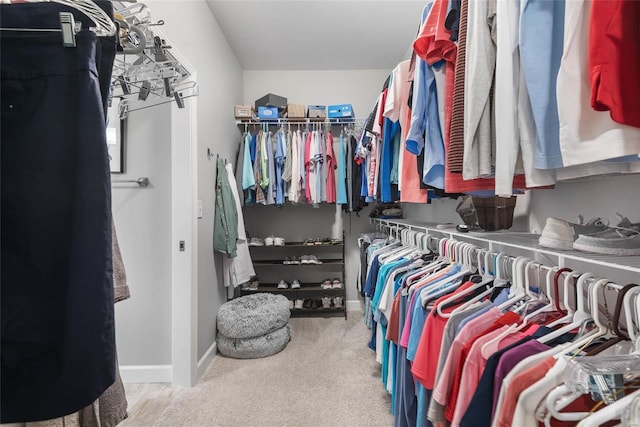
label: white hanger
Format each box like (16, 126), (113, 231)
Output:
(538, 273), (598, 345)
(577, 389), (640, 427)
(497, 256), (532, 311)
(546, 270), (585, 328)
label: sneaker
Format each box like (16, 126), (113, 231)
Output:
(300, 255), (311, 264)
(289, 256), (300, 265)
(321, 279), (333, 290)
(289, 299), (294, 310)
(274, 237), (285, 246)
(573, 215), (640, 256)
(291, 279), (301, 289)
(539, 215), (609, 250)
(303, 238), (315, 246)
(248, 237), (264, 247)
(322, 296), (332, 309)
(283, 257), (290, 265)
(264, 236), (274, 246)
(332, 279), (343, 289)
(330, 238), (342, 245)
(333, 297), (343, 308)
(294, 299), (304, 309)
(277, 280), (289, 289)
(248, 277), (259, 290)
(307, 255), (323, 265)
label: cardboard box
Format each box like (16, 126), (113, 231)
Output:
(255, 93), (288, 112)
(257, 106), (279, 120)
(234, 105), (253, 119)
(307, 105), (326, 120)
(287, 104), (306, 120)
(328, 104), (354, 121)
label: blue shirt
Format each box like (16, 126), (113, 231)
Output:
(337, 133), (348, 204)
(275, 131), (286, 205)
(520, 0), (565, 169)
(381, 118), (401, 202)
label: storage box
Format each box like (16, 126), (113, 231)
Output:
(255, 93), (288, 112)
(328, 104), (354, 121)
(456, 195), (517, 231)
(307, 105), (326, 120)
(473, 196), (517, 231)
(234, 105), (253, 119)
(287, 104), (306, 120)
(257, 106), (279, 120)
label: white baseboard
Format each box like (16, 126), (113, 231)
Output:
(119, 364), (173, 383)
(346, 299), (363, 313)
(197, 341), (217, 379)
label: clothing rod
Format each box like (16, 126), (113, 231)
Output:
(111, 177), (149, 187)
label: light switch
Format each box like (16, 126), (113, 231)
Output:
(197, 199), (203, 218)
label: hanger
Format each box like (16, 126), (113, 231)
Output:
(547, 270), (587, 328)
(1, 0), (117, 40)
(496, 256), (532, 311)
(576, 389), (640, 427)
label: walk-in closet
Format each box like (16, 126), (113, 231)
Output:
(2, 1), (639, 426)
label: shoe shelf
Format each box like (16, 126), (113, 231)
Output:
(247, 232), (347, 319)
(372, 218), (640, 280)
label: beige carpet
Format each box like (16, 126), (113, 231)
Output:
(151, 313), (393, 427)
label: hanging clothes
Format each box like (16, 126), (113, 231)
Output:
(325, 131), (337, 204)
(1, 2), (117, 423)
(223, 162), (255, 298)
(213, 157), (238, 257)
(336, 132), (348, 205)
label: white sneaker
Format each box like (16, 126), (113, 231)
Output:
(300, 255), (310, 264)
(307, 255), (323, 265)
(264, 236), (274, 246)
(321, 279), (333, 290)
(248, 237), (264, 246)
(289, 299), (294, 310)
(322, 296), (332, 309)
(333, 297), (343, 308)
(294, 299), (304, 309)
(277, 280), (288, 289)
(332, 279), (343, 289)
(273, 237), (285, 246)
(291, 279), (301, 289)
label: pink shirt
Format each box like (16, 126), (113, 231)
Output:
(431, 308), (502, 406)
(325, 132), (336, 203)
(304, 131), (313, 203)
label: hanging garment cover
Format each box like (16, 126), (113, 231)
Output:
(1, 3), (117, 422)
(214, 157), (238, 257)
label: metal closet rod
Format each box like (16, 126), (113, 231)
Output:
(111, 177), (150, 187)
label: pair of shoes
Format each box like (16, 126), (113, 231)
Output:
(333, 297), (343, 308)
(331, 279), (343, 289)
(321, 279), (333, 290)
(264, 236), (285, 246)
(294, 299), (304, 309)
(303, 299), (320, 309)
(278, 279), (301, 289)
(539, 214), (640, 255)
(283, 257), (300, 265)
(300, 255), (323, 264)
(291, 279), (301, 289)
(248, 237), (264, 247)
(277, 280), (289, 289)
(539, 215), (609, 250)
(330, 238), (342, 245)
(303, 238), (316, 246)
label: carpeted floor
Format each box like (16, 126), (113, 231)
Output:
(123, 313), (393, 427)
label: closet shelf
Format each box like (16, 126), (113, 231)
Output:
(235, 118), (367, 126)
(248, 241), (344, 248)
(372, 218), (640, 274)
(252, 260), (344, 266)
(242, 285), (345, 292)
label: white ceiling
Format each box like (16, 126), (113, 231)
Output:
(205, 0), (425, 70)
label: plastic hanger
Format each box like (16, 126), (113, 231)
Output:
(546, 270), (585, 328)
(1, 0), (117, 37)
(496, 256), (532, 311)
(577, 389), (640, 427)
(538, 273), (599, 345)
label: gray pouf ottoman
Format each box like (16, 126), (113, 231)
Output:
(217, 324), (291, 359)
(216, 293), (291, 359)
(217, 293), (290, 339)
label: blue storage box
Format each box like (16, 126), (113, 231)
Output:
(307, 105), (326, 120)
(328, 104), (354, 121)
(258, 106), (279, 120)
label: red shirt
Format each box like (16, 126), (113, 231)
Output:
(589, 0), (640, 128)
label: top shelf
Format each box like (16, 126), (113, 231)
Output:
(249, 241), (344, 248)
(372, 218), (640, 275)
(235, 118), (366, 126)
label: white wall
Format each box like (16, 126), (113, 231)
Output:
(113, 104), (173, 366)
(146, 0), (244, 362)
(243, 69), (390, 120)
(241, 69), (390, 306)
